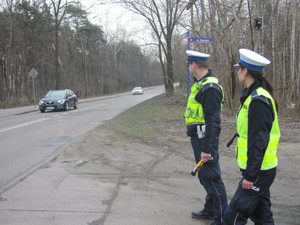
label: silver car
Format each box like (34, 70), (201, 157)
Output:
(132, 87), (144, 95)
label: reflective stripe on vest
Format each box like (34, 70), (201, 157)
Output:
(185, 77), (224, 125)
(236, 87), (280, 170)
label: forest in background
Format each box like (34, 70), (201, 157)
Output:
(171, 0), (300, 115)
(0, 0), (163, 108)
(0, 0), (299, 116)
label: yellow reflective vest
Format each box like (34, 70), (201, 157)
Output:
(236, 87), (280, 170)
(185, 77), (224, 125)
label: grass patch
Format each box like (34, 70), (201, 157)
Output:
(102, 88), (187, 144)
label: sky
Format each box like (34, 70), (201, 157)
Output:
(81, 1), (152, 46)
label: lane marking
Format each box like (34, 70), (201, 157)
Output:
(0, 118), (50, 133)
(0, 103), (106, 133)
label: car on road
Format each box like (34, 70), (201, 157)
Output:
(39, 89), (78, 113)
(132, 87), (144, 95)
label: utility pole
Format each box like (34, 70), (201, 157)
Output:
(186, 0), (196, 100)
(256, 0), (263, 54)
(191, 3), (195, 33)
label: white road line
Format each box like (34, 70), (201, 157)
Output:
(0, 118), (50, 133)
(0, 103), (106, 133)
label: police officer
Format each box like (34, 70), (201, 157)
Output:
(224, 49), (280, 225)
(185, 50), (227, 225)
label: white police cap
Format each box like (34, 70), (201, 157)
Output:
(234, 48), (271, 71)
(186, 50), (210, 61)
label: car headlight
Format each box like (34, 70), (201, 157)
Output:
(39, 100), (44, 105)
(58, 99), (65, 104)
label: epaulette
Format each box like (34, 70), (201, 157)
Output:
(198, 82), (222, 95)
(251, 90), (270, 106)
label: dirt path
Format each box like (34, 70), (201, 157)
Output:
(53, 113), (300, 225)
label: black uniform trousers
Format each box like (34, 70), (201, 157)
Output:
(191, 135), (227, 224)
(224, 168), (276, 225)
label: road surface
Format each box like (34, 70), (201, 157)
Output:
(0, 86), (164, 194)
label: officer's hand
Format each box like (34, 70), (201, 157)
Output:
(201, 152), (211, 163)
(242, 178), (254, 189)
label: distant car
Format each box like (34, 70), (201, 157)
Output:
(132, 87), (144, 95)
(39, 89), (78, 113)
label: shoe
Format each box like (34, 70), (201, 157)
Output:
(191, 210), (214, 220)
(210, 223), (223, 225)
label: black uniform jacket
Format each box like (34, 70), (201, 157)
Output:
(239, 81), (275, 182)
(188, 70), (223, 158)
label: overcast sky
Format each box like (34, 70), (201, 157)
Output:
(82, 1), (152, 45)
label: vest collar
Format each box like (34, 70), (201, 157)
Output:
(194, 69), (213, 83)
(240, 81), (261, 104)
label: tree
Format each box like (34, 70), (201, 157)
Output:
(116, 0), (187, 95)
(66, 3), (102, 97)
(50, 0), (69, 89)
(185, 0), (244, 110)
(1, 0), (298, 115)
(185, 0), (300, 114)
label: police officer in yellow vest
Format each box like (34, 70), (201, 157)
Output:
(224, 49), (280, 225)
(185, 50), (227, 225)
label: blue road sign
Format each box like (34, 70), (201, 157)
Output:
(189, 38), (214, 44)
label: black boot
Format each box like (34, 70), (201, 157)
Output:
(191, 210), (214, 220)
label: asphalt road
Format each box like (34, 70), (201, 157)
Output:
(0, 86), (164, 194)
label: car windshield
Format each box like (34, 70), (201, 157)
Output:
(134, 87), (142, 90)
(45, 90), (66, 98)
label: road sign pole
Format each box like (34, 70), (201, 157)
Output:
(29, 68), (38, 108)
(187, 30), (190, 100)
(33, 78), (36, 108)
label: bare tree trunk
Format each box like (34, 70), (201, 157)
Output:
(54, 29), (60, 89)
(6, 0), (14, 103)
(294, 1), (300, 98)
(247, 0), (255, 50)
(158, 41), (167, 91)
(230, 0), (242, 102)
(51, 0), (68, 90)
(79, 34), (88, 98)
(271, 0), (279, 86)
(166, 35), (174, 95)
(287, 0), (296, 104)
(297, 29), (300, 97)
(282, 41), (286, 102)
